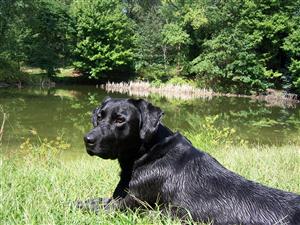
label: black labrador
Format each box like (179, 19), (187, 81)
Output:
(79, 97), (300, 225)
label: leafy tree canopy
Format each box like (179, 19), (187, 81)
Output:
(1, 0), (300, 94)
(70, 0), (135, 78)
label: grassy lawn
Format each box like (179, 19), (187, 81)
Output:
(1, 139), (299, 225)
(21, 67), (75, 77)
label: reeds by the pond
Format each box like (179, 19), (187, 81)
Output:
(102, 81), (299, 107)
(0, 106), (7, 143)
(103, 81), (222, 100)
(254, 89), (299, 108)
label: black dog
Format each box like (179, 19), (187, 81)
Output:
(80, 97), (300, 225)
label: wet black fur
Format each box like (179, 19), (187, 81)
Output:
(80, 97), (300, 225)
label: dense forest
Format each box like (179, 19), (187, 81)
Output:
(1, 0), (300, 94)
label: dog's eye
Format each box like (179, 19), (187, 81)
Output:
(100, 110), (106, 117)
(115, 116), (125, 124)
(97, 110), (105, 120)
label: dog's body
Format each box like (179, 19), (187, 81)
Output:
(81, 97), (300, 225)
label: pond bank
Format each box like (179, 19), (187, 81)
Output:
(102, 81), (299, 107)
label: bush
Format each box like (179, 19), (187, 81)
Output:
(0, 59), (51, 85)
(283, 28), (300, 93)
(136, 64), (169, 85)
(71, 0), (135, 79)
(0, 59), (24, 84)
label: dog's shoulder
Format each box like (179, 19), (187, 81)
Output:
(134, 132), (204, 168)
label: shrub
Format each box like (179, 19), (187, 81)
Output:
(0, 59), (24, 83)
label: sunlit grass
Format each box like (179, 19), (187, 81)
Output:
(1, 136), (299, 224)
(1, 156), (190, 225)
(21, 67), (75, 77)
(21, 66), (45, 75)
(56, 68), (76, 77)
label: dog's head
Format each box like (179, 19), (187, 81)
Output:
(84, 97), (163, 159)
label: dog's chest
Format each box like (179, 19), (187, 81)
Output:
(129, 159), (173, 203)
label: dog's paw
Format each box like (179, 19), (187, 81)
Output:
(75, 197), (112, 214)
(103, 198), (123, 212)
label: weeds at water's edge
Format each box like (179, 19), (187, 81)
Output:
(0, 106), (8, 143)
(18, 132), (70, 163)
(102, 81), (299, 107)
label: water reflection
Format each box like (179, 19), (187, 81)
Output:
(0, 86), (299, 155)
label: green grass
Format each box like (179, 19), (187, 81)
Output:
(0, 156), (187, 225)
(1, 141), (299, 224)
(56, 68), (76, 77)
(21, 67), (75, 77)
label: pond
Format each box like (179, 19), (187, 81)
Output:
(1, 85), (300, 158)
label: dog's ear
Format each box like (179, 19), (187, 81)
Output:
(92, 96), (112, 127)
(92, 97), (111, 127)
(92, 96), (111, 127)
(129, 99), (164, 142)
(102, 96), (111, 104)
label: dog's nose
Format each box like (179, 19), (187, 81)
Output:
(84, 134), (96, 146)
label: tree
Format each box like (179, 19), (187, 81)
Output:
(0, 0), (31, 63)
(133, 7), (167, 81)
(191, 0), (300, 94)
(283, 28), (300, 93)
(71, 0), (135, 79)
(23, 0), (71, 76)
(131, 0), (207, 81)
(0, 0), (71, 77)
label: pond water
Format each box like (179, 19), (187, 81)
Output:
(1, 85), (300, 158)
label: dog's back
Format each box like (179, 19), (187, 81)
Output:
(133, 132), (300, 225)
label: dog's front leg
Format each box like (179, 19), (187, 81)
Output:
(113, 169), (132, 199)
(112, 179), (129, 199)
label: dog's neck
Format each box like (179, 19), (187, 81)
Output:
(142, 123), (173, 150)
(118, 123), (173, 171)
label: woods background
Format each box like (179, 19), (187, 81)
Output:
(1, 0), (300, 94)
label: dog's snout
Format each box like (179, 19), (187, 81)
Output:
(84, 134), (96, 146)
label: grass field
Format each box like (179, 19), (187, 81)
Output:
(1, 136), (300, 224)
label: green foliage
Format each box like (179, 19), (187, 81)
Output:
(1, 0), (300, 95)
(71, 0), (135, 78)
(129, 0), (300, 94)
(191, 28), (270, 93)
(190, 0), (300, 94)
(0, 59), (53, 85)
(183, 114), (246, 151)
(0, 0), (31, 64)
(166, 76), (193, 85)
(162, 22), (190, 73)
(162, 23), (190, 47)
(283, 27), (300, 92)
(0, 59), (24, 83)
(137, 64), (169, 84)
(0, 0), (71, 77)
(132, 1), (207, 83)
(133, 8), (165, 69)
(19, 134), (70, 162)
(22, 0), (71, 76)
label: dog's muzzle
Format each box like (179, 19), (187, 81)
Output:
(84, 132), (97, 155)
